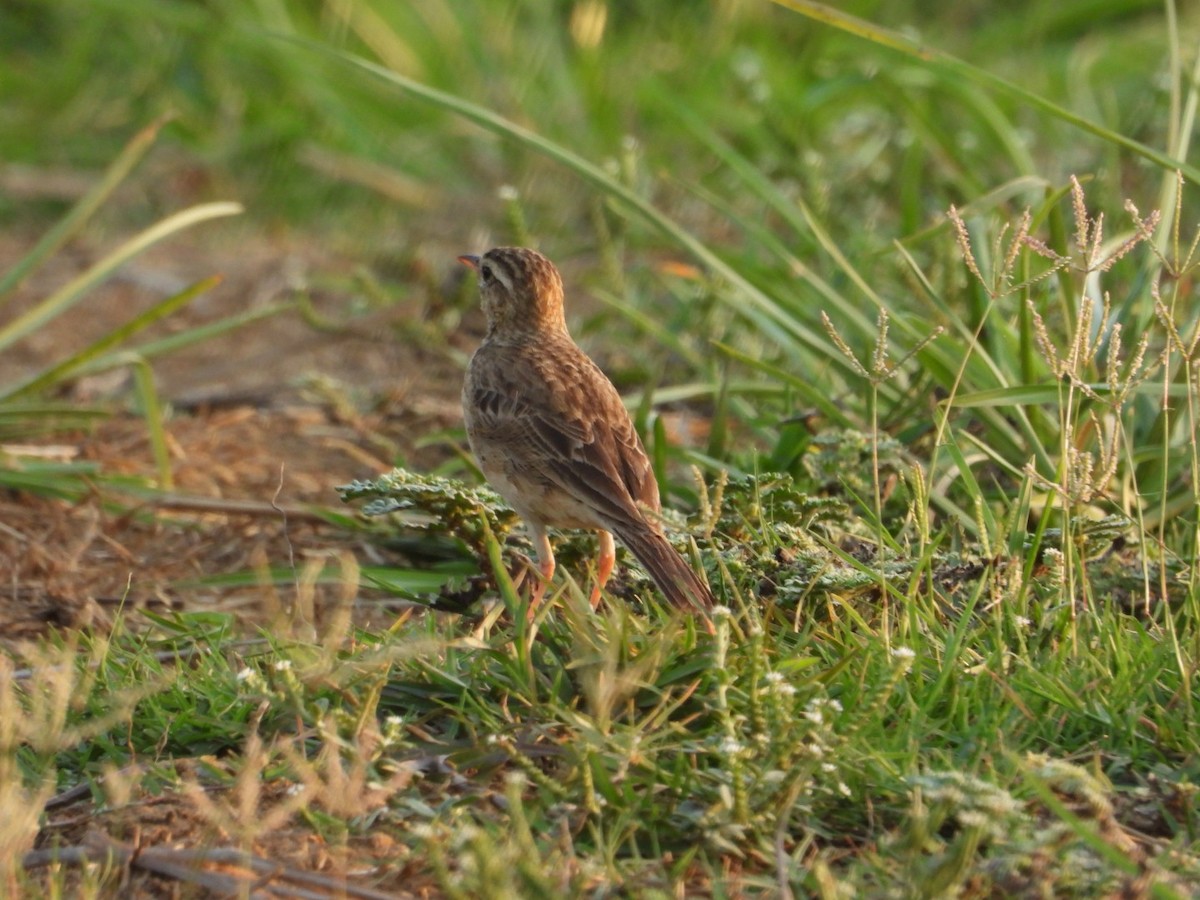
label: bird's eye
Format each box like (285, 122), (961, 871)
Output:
(481, 264), (494, 283)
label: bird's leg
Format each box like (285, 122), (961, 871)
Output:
(526, 526), (556, 622)
(590, 530), (616, 609)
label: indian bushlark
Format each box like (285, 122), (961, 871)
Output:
(460, 247), (715, 623)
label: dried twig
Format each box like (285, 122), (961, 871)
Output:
(23, 834), (405, 900)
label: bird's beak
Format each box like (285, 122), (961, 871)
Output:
(457, 254), (481, 270)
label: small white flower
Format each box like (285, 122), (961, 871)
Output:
(936, 787), (966, 806)
(764, 672), (784, 684)
(981, 791), (1023, 816)
(273, 659), (292, 672)
(805, 697), (841, 721)
(718, 737), (744, 756)
(711, 605), (733, 619)
(497, 184), (519, 201)
(285, 783), (306, 796)
(235, 667), (263, 689)
(1014, 616), (1032, 628)
(957, 809), (990, 829)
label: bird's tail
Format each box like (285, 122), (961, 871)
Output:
(614, 524), (715, 616)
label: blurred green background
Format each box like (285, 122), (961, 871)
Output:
(0, 0), (1179, 246)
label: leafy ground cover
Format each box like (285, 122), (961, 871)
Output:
(2, 0), (1199, 896)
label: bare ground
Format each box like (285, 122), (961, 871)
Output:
(1, 225), (472, 635)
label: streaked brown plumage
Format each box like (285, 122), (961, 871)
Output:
(459, 247), (715, 624)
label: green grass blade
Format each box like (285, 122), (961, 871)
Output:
(710, 341), (852, 425)
(0, 404), (107, 438)
(0, 457), (103, 499)
(291, 39), (814, 352)
(769, 0), (1200, 184)
(937, 430), (996, 538)
(86, 300), (294, 373)
(955, 382), (1193, 408)
(130, 357), (172, 489)
(0, 276), (222, 402)
(0, 115), (172, 301)
(0, 202), (242, 356)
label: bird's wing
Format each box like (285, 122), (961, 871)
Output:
(466, 343), (657, 528)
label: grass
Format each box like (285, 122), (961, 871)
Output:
(3, 0), (1200, 895)
(0, 116), (282, 496)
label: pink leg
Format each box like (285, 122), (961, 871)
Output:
(589, 530), (616, 609)
(527, 526), (555, 622)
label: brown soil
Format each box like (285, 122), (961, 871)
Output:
(1, 225), (472, 637)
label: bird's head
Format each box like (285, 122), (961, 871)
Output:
(458, 246), (567, 337)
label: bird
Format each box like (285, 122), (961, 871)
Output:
(459, 246), (715, 626)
